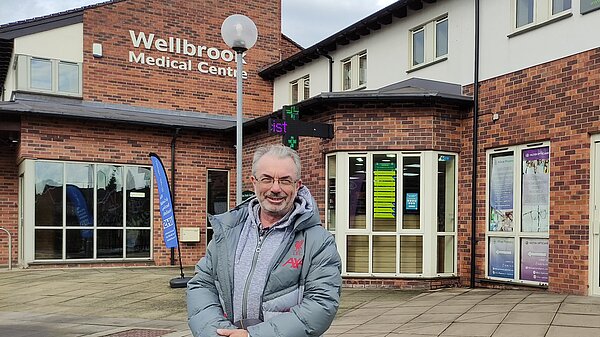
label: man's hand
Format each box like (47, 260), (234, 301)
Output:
(216, 328), (248, 337)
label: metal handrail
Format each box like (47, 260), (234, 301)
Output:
(0, 227), (11, 270)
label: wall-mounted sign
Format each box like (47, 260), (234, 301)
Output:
(128, 30), (248, 79)
(581, 0), (600, 14)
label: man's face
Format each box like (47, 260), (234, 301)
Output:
(251, 154), (301, 220)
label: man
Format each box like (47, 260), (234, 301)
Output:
(187, 145), (342, 337)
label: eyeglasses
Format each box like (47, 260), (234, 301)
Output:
(254, 176), (297, 187)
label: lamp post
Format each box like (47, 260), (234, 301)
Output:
(221, 14), (258, 205)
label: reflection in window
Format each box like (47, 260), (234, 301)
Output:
(373, 236), (396, 273)
(97, 229), (123, 258)
(400, 236), (423, 273)
(97, 165), (123, 227)
(402, 157), (420, 230)
(126, 167), (151, 227)
(437, 155), (455, 232)
(342, 60), (352, 90)
(207, 170), (229, 244)
(437, 236), (454, 273)
(346, 235), (368, 272)
(66, 229), (93, 259)
(552, 0), (571, 15)
(412, 28), (425, 66)
(373, 154), (396, 232)
(58, 62), (79, 93)
(516, 0), (534, 27)
(35, 229), (62, 260)
(435, 18), (448, 58)
(359, 53), (367, 86)
(326, 156), (336, 231)
(126, 229), (150, 258)
(30, 58), (52, 90)
(349, 157), (366, 229)
(35, 162), (63, 227)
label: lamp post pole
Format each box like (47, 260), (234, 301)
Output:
(221, 14), (258, 204)
(235, 49), (243, 204)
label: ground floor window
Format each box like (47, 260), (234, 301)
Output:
(326, 151), (457, 277)
(486, 142), (550, 285)
(206, 169), (229, 244)
(23, 160), (152, 262)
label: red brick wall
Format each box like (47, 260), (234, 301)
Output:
(82, 0), (280, 119)
(19, 116), (236, 266)
(467, 47), (600, 294)
(280, 34), (303, 60)
(0, 145), (18, 267)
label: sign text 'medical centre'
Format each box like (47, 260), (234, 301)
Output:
(128, 30), (249, 79)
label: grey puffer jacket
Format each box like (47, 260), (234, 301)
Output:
(187, 187), (342, 337)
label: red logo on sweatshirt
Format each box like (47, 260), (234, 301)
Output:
(294, 240), (304, 255)
(283, 257), (303, 269)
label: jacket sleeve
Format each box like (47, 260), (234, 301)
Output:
(248, 228), (342, 337)
(187, 239), (237, 337)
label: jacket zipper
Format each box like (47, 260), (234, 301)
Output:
(242, 227), (269, 320)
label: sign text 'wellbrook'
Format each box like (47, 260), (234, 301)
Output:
(128, 30), (248, 79)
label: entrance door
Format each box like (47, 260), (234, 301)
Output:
(591, 138), (600, 295)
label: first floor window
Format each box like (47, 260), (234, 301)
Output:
(32, 160), (151, 261)
(486, 143), (550, 284)
(328, 151), (457, 277)
(290, 75), (310, 104)
(341, 51), (367, 91)
(17, 54), (83, 97)
(409, 15), (448, 69)
(513, 0), (571, 31)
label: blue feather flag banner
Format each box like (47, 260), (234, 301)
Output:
(150, 153), (179, 248)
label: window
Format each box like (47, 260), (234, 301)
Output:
(486, 143), (550, 284)
(341, 51), (367, 91)
(327, 151), (457, 277)
(290, 75), (310, 104)
(207, 170), (229, 244)
(17, 54), (82, 96)
(33, 160), (151, 261)
(410, 16), (448, 70)
(512, 0), (571, 30)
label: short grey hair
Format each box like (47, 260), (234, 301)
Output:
(252, 145), (301, 179)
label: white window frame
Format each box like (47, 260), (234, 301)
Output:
(15, 54), (83, 97)
(290, 75), (310, 104)
(340, 51), (367, 91)
(485, 142), (550, 286)
(20, 159), (153, 264)
(328, 151), (458, 278)
(408, 15), (448, 71)
(509, 0), (572, 36)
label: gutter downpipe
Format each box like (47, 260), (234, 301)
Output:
(471, 0), (480, 288)
(170, 128), (181, 266)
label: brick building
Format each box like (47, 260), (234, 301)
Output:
(1, 0), (600, 296)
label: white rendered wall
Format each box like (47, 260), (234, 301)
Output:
(3, 23), (83, 100)
(479, 1), (600, 81)
(272, 58), (329, 110)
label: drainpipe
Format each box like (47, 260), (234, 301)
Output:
(170, 128), (181, 265)
(470, 0), (481, 288)
(318, 48), (334, 92)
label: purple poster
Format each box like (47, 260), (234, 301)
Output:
(489, 237), (514, 279)
(522, 147), (550, 232)
(520, 238), (548, 283)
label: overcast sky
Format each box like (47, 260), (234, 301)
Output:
(0, 0), (397, 47)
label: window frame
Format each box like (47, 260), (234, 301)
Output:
(328, 151), (458, 278)
(408, 15), (448, 72)
(340, 51), (367, 91)
(16, 54), (83, 97)
(29, 159), (153, 262)
(290, 75), (310, 104)
(509, 0), (572, 36)
(206, 169), (230, 245)
(485, 142), (550, 286)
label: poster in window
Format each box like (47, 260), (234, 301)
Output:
(521, 147), (550, 232)
(373, 162), (396, 219)
(520, 238), (548, 283)
(490, 154), (514, 232)
(488, 237), (514, 279)
(405, 192), (418, 211)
